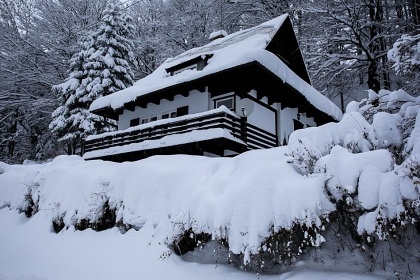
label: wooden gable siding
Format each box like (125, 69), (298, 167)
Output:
(266, 17), (311, 85)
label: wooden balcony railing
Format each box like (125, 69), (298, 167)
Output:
(83, 110), (278, 155)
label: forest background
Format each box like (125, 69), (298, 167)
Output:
(0, 0), (419, 164)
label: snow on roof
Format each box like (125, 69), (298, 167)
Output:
(208, 30), (228, 41)
(164, 14), (287, 67)
(90, 14), (342, 121)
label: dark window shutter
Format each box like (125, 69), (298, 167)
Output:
(130, 118), (140, 127)
(177, 106), (189, 117)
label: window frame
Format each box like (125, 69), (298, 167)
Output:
(214, 95), (235, 111)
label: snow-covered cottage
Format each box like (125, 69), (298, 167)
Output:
(83, 14), (342, 162)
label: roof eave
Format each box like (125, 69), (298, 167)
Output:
(91, 61), (340, 124)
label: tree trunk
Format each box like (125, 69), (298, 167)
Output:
(368, 59), (381, 92)
(367, 0), (383, 92)
(411, 0), (420, 24)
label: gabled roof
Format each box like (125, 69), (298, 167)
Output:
(90, 14), (342, 122)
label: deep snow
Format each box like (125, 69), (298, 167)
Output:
(0, 202), (386, 280)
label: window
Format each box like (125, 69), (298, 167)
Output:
(215, 96), (234, 110)
(172, 65), (196, 76)
(162, 110), (177, 119)
(166, 54), (213, 76)
(130, 118), (140, 127)
(138, 110), (180, 125)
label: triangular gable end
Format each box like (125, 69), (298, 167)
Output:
(266, 16), (311, 84)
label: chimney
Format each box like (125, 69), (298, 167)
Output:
(209, 30), (228, 42)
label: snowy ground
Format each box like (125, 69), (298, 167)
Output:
(0, 207), (386, 280)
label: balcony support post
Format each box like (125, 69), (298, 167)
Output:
(240, 116), (247, 144)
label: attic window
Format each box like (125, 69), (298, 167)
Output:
(166, 54), (213, 76)
(209, 30), (228, 42)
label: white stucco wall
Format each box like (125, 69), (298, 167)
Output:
(299, 112), (317, 128)
(277, 106), (316, 145)
(210, 91), (277, 135)
(246, 101), (276, 134)
(118, 89), (209, 130)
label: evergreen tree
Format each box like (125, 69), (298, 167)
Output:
(49, 4), (136, 154)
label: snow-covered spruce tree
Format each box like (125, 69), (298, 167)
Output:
(49, 4), (135, 154)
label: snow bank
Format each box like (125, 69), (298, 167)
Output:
(287, 89), (420, 239)
(315, 146), (394, 202)
(0, 148), (334, 262)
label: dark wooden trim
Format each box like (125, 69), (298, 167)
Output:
(164, 95), (174, 102)
(165, 54), (213, 74)
(266, 16), (311, 84)
(125, 102), (136, 111)
(138, 101), (147, 108)
(274, 108), (279, 145)
(151, 98), (160, 105)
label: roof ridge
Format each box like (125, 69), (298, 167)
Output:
(165, 22), (280, 66)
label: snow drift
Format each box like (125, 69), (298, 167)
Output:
(0, 147), (334, 263)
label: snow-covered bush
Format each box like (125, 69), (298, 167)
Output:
(289, 89), (420, 251)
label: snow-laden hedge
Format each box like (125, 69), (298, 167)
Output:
(0, 89), (419, 270)
(289, 89), (420, 243)
(0, 147), (334, 266)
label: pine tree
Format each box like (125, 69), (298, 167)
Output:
(49, 4), (136, 154)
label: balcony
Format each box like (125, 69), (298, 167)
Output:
(83, 107), (278, 162)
